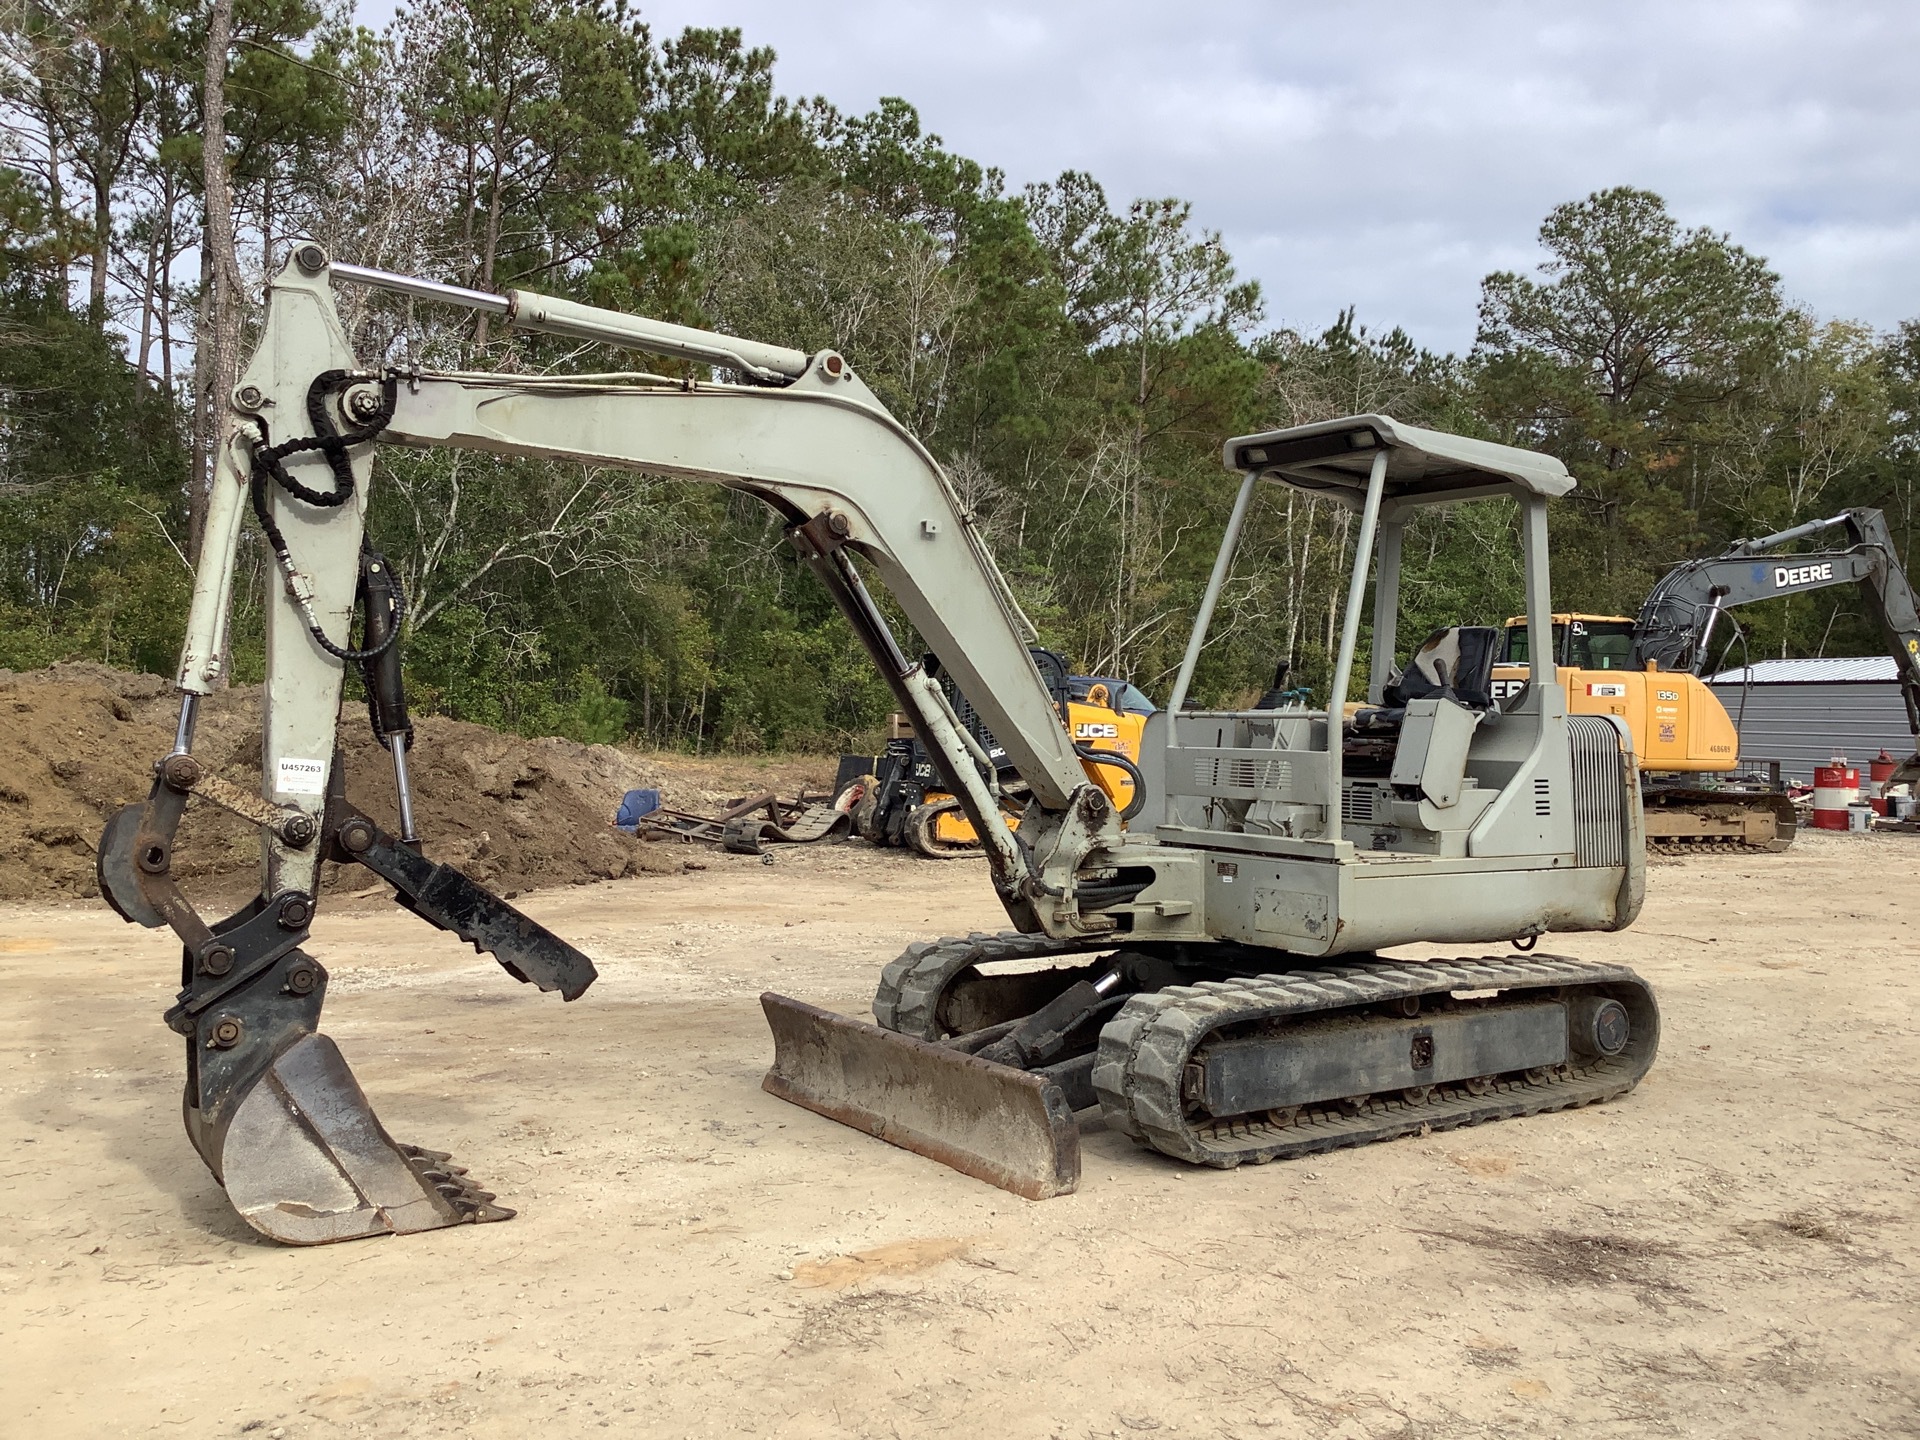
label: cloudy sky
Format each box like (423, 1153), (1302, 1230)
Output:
(366, 2), (1920, 353)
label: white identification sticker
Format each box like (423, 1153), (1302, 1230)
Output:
(275, 757), (327, 796)
(1586, 683), (1627, 698)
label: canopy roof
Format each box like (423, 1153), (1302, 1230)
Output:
(1223, 414), (1574, 507)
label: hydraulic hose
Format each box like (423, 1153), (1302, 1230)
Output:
(247, 370), (404, 663)
(1075, 743), (1147, 823)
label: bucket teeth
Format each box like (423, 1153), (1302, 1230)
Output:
(399, 1143), (511, 1220)
(218, 1033), (518, 1243)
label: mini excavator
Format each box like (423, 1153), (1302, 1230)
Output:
(100, 249), (1658, 1242)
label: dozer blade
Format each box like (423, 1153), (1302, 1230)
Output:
(213, 1033), (511, 1245)
(760, 993), (1079, 1200)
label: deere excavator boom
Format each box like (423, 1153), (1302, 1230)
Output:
(104, 249), (1660, 1238)
(1496, 508), (1920, 852)
(1634, 507), (1920, 746)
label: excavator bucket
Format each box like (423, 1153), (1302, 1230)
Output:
(759, 993), (1080, 1200)
(104, 774), (597, 1245)
(212, 1033), (511, 1245)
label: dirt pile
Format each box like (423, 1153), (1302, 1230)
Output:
(0, 664), (839, 905)
(0, 666), (182, 905)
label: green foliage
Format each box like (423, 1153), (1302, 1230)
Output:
(1474, 186), (1903, 665)
(0, 284), (189, 671)
(0, 12), (1914, 745)
(1475, 188), (1788, 603)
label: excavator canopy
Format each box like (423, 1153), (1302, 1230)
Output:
(1225, 414), (1575, 508)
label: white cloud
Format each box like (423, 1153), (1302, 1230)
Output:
(361, 0), (1920, 351)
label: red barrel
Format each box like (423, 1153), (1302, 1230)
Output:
(1869, 750), (1898, 815)
(1812, 759), (1860, 830)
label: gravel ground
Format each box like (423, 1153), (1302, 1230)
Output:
(2, 829), (1915, 1438)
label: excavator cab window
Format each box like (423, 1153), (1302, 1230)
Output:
(1566, 621), (1636, 670)
(1068, 675), (1157, 716)
(1503, 620), (1636, 669)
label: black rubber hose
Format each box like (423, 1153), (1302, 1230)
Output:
(1075, 743), (1147, 823)
(247, 371), (405, 663)
(1077, 880), (1152, 909)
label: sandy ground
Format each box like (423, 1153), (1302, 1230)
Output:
(2, 831), (1917, 1439)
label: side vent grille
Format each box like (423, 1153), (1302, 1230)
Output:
(1341, 784), (1382, 823)
(1533, 778), (1552, 816)
(1194, 756), (1292, 792)
(1567, 715), (1627, 868)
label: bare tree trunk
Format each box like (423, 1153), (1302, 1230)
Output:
(89, 168), (111, 320)
(43, 117), (67, 303)
(159, 169), (177, 393)
(472, 91), (510, 351)
(135, 216), (159, 382)
(189, 208), (212, 512)
(473, 122), (505, 348)
(189, 0), (242, 563)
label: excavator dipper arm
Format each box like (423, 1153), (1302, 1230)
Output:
(96, 253), (612, 1244)
(378, 358), (1123, 922)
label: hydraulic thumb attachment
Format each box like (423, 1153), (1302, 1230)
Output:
(330, 806), (597, 1001)
(95, 240), (601, 1242)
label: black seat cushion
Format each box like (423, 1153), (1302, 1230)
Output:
(1382, 626), (1499, 712)
(1348, 625), (1501, 739)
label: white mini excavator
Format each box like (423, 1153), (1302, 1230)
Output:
(100, 250), (1658, 1243)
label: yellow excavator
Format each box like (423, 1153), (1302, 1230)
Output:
(1490, 510), (1920, 851)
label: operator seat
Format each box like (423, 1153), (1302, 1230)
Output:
(1352, 626), (1500, 734)
(1347, 626), (1503, 816)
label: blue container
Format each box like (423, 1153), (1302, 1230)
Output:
(615, 788), (662, 831)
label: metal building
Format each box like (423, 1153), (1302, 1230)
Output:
(1706, 656), (1915, 782)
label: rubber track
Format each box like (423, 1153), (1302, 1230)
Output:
(1091, 953), (1657, 1166)
(873, 931), (1122, 1039)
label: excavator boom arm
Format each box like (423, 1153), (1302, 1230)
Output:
(1632, 508), (1920, 734)
(379, 372), (1089, 805)
(177, 255), (1121, 926)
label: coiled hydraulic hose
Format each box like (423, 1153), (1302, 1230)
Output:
(1075, 743), (1147, 823)
(246, 369), (404, 663)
